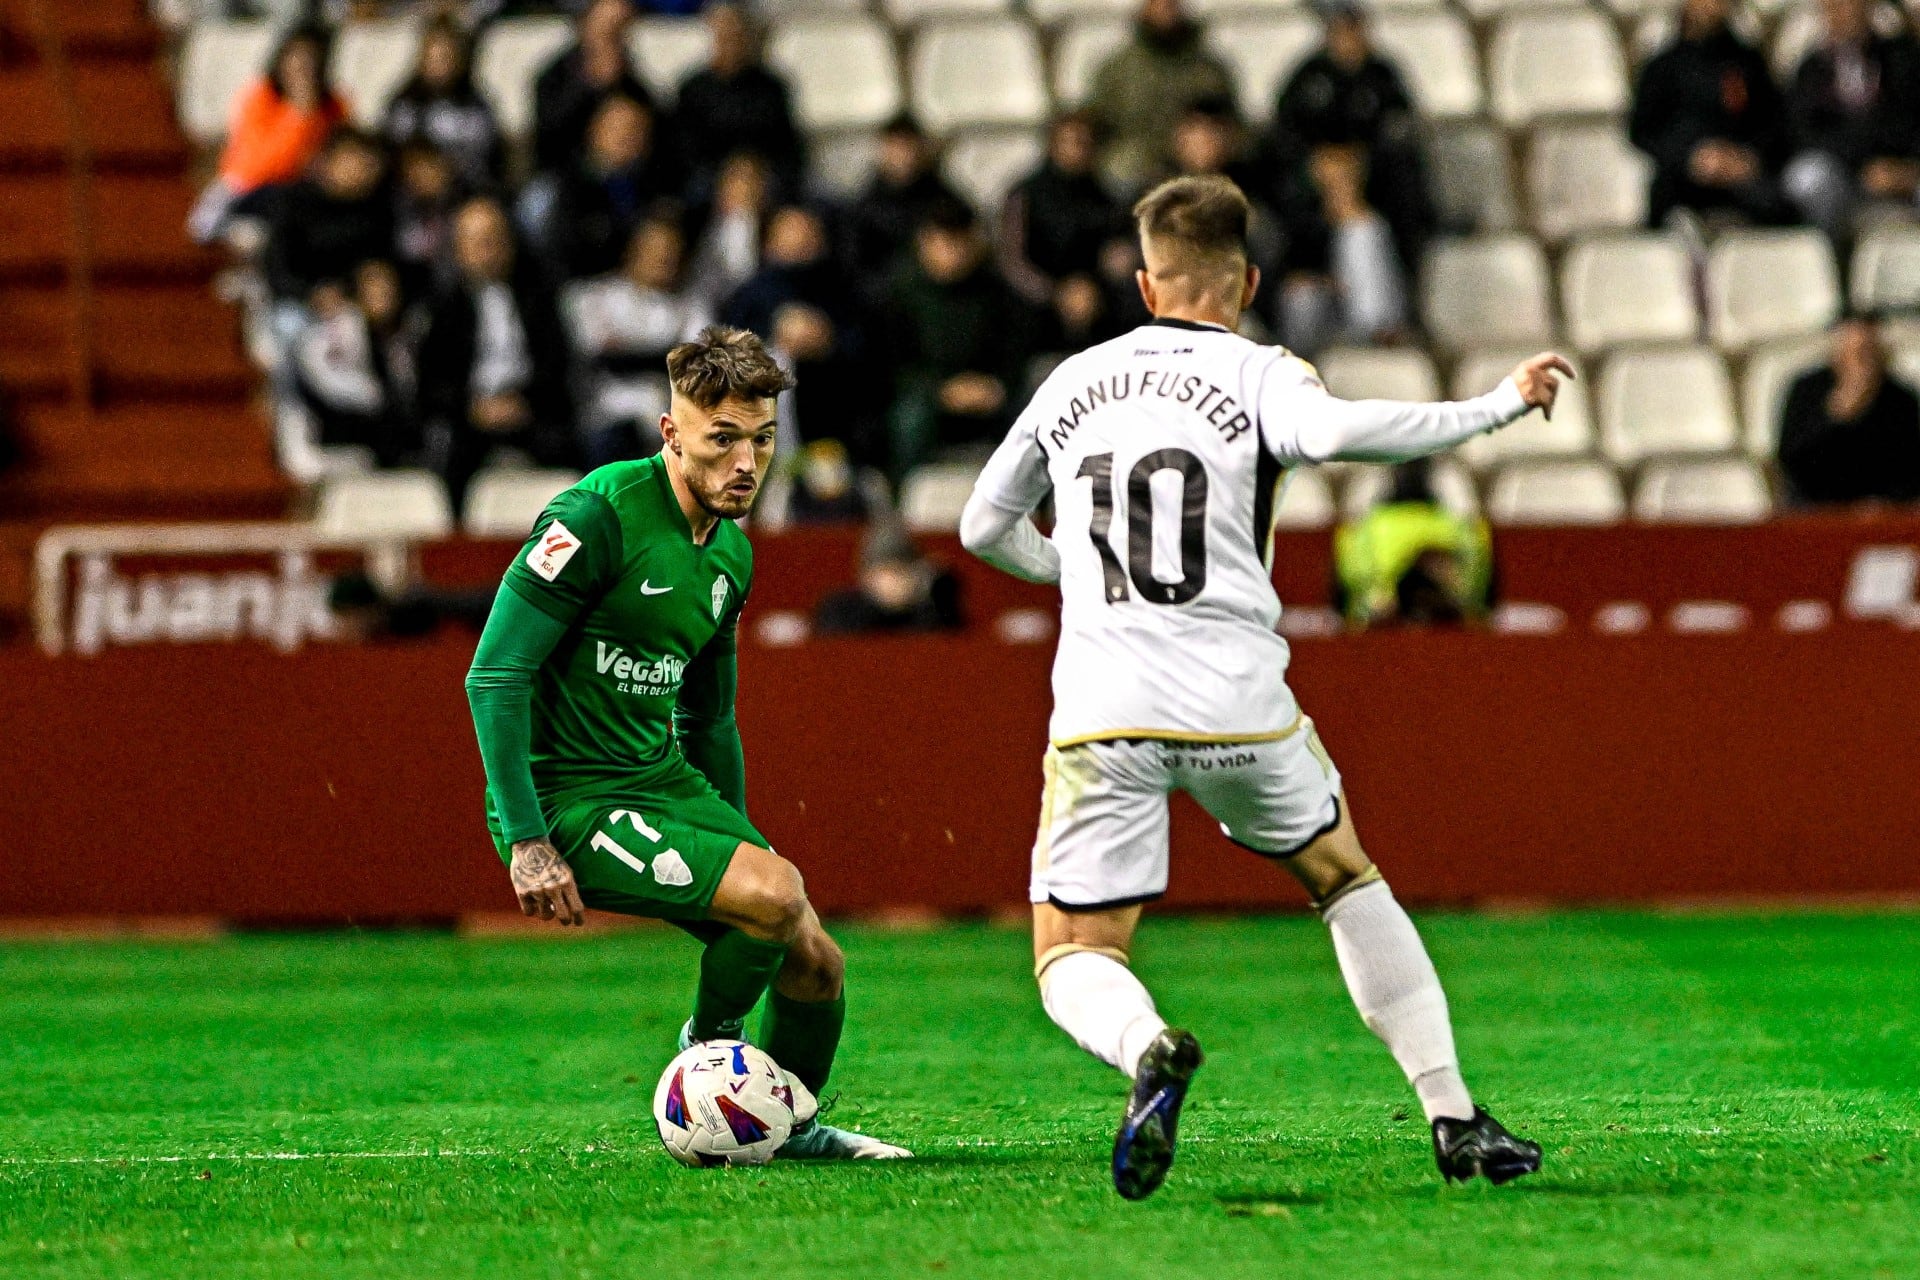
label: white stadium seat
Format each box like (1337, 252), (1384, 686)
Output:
(1458, 0), (1589, 17)
(1340, 457), (1480, 521)
(1420, 235), (1555, 351)
(462, 469), (583, 538)
(1428, 123), (1519, 232)
(942, 128), (1045, 218)
(1851, 224), (1920, 314)
(1488, 459), (1627, 525)
(475, 17), (573, 140)
(1633, 458), (1772, 524)
(332, 19), (423, 127)
(1206, 13), (1321, 125)
(769, 16), (902, 131)
(1560, 233), (1699, 351)
(1186, 0), (1309, 12)
(1488, 7), (1628, 126)
(1632, 7), (1763, 65)
(1706, 229), (1841, 350)
(630, 18), (712, 100)
(909, 19), (1047, 133)
(1315, 347), (1440, 402)
(900, 462), (985, 532)
(177, 19), (277, 144)
(1453, 349), (1596, 469)
(315, 470), (454, 541)
(1740, 334), (1828, 457)
(1027, 0), (1137, 20)
(810, 129), (878, 198)
(1271, 468), (1336, 530)
(1598, 345), (1739, 462)
(1372, 8), (1483, 120)
(1528, 124), (1652, 242)
(883, 0), (1012, 20)
(1050, 16), (1128, 106)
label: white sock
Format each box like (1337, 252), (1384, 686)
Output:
(1322, 880), (1475, 1123)
(1038, 950), (1168, 1080)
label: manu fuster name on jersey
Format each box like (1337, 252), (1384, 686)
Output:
(1045, 369), (1254, 452)
(595, 641), (687, 695)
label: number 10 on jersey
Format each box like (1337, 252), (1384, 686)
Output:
(1077, 449), (1210, 606)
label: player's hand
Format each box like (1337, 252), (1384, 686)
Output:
(510, 837), (586, 926)
(1509, 352), (1575, 421)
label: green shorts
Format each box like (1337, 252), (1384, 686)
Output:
(492, 770), (770, 922)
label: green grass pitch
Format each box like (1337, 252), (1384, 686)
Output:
(2, 911), (1914, 1279)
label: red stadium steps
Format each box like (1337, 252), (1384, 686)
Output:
(2, 404), (286, 515)
(0, 281), (254, 403)
(0, 0), (160, 61)
(0, 172), (221, 282)
(0, 65), (187, 173)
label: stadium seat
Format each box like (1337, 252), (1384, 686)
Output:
(1027, 0), (1137, 20)
(1315, 347), (1440, 402)
(1705, 229), (1840, 351)
(630, 18), (712, 101)
(314, 470), (455, 541)
(1487, 7), (1628, 126)
(1560, 233), (1699, 352)
(332, 18), (423, 128)
(1598, 345), (1739, 462)
(900, 462), (985, 532)
(177, 19), (277, 144)
(1632, 458), (1772, 523)
(810, 130), (878, 197)
(1739, 334), (1828, 458)
(1050, 16), (1128, 106)
(1205, 13), (1321, 125)
(1850, 224), (1920, 314)
(1371, 8), (1483, 120)
(1453, 349), (1596, 469)
(1528, 124), (1652, 242)
(1420, 234), (1555, 351)
(1185, 0), (1313, 12)
(1765, 0), (1902, 78)
(1341, 456), (1480, 521)
(1632, 6), (1763, 65)
(1487, 459), (1627, 524)
(1271, 468), (1336, 530)
(474, 17), (574, 140)
(462, 468), (583, 538)
(942, 128), (1045, 219)
(908, 19), (1047, 133)
(769, 16), (902, 132)
(1888, 319), (1920, 389)
(1427, 123), (1519, 233)
(883, 0), (1013, 20)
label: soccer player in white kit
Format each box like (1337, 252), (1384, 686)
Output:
(960, 175), (1573, 1200)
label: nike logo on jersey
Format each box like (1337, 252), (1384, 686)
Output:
(639, 581), (671, 595)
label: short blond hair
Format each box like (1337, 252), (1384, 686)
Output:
(1132, 174), (1251, 290)
(666, 325), (795, 409)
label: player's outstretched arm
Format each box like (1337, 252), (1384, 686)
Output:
(1273, 351), (1574, 466)
(961, 416), (1061, 584)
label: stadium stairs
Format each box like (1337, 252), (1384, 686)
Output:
(0, 0), (288, 633)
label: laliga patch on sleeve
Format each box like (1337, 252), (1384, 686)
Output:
(526, 520), (580, 581)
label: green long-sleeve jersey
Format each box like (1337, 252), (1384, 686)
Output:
(465, 455), (753, 845)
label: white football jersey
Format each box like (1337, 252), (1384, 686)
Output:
(969, 318), (1527, 747)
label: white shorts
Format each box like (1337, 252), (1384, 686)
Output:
(1029, 720), (1343, 910)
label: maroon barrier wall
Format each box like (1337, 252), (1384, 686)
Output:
(5, 516), (1920, 920)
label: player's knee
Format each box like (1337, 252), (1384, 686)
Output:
(782, 929), (845, 1002)
(743, 860), (808, 943)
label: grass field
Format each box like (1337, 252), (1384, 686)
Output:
(2, 911), (1914, 1279)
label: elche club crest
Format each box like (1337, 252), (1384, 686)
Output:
(711, 575), (728, 618)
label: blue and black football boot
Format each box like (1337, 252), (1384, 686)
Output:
(1111, 1028), (1204, 1200)
(1432, 1107), (1543, 1185)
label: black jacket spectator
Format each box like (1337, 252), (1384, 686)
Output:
(1788, 31), (1920, 168)
(547, 96), (680, 279)
(381, 19), (503, 189)
(293, 261), (419, 467)
(1629, 1), (1788, 227)
(999, 113), (1128, 303)
(531, 0), (656, 175)
(1779, 320), (1920, 505)
(265, 132), (395, 301)
(674, 4), (805, 201)
(842, 116), (967, 306)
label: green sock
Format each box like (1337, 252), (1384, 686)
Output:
(691, 931), (788, 1040)
(759, 990), (845, 1096)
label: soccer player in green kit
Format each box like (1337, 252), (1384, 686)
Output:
(465, 326), (910, 1160)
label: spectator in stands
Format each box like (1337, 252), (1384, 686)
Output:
(381, 17), (503, 192)
(688, 153), (772, 305)
(1086, 0), (1235, 193)
(1778, 315), (1920, 505)
(783, 440), (873, 524)
(1269, 140), (1409, 355)
(674, 4), (805, 203)
(531, 0), (654, 177)
(189, 25), (346, 244)
(814, 521), (965, 635)
(419, 198), (577, 512)
(1629, 0), (1789, 229)
(293, 259), (419, 467)
(265, 128), (396, 304)
(393, 141), (464, 295)
(1333, 459), (1491, 629)
(547, 95), (679, 279)
(884, 198), (1038, 475)
(842, 115), (967, 307)
(999, 111), (1135, 351)
(562, 212), (714, 464)
(1783, 0), (1920, 244)
(1269, 0), (1434, 273)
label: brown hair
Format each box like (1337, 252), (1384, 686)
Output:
(666, 325), (795, 409)
(1132, 174), (1251, 285)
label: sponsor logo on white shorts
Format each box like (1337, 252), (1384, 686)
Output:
(526, 521), (580, 581)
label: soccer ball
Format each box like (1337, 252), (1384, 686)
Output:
(652, 1040), (813, 1167)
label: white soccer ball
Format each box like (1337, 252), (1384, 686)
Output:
(652, 1040), (809, 1167)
